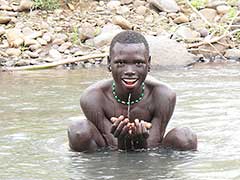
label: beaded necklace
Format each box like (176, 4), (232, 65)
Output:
(112, 81), (144, 105)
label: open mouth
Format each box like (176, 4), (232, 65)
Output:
(122, 78), (138, 88)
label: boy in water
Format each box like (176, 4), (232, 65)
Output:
(68, 31), (197, 152)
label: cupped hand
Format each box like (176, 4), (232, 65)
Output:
(110, 115), (130, 138)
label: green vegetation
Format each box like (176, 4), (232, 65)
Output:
(227, 7), (237, 19)
(33, 0), (60, 10)
(71, 26), (79, 45)
(190, 0), (208, 9)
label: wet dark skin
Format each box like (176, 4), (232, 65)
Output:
(68, 42), (197, 152)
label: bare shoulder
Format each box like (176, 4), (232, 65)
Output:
(80, 79), (112, 108)
(145, 75), (176, 100)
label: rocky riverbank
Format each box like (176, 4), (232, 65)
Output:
(0, 0), (240, 70)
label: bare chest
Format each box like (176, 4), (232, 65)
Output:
(105, 101), (153, 123)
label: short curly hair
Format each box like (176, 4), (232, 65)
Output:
(109, 30), (149, 58)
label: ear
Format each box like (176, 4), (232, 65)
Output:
(107, 56), (111, 72)
(148, 56), (151, 72)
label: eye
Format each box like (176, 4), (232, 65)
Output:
(136, 61), (144, 66)
(115, 60), (125, 66)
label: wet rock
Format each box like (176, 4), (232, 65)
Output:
(135, 6), (147, 15)
(0, 27), (5, 36)
(146, 35), (196, 66)
(18, 0), (34, 11)
(49, 49), (62, 59)
(93, 24), (122, 47)
(6, 48), (22, 57)
(216, 5), (230, 14)
(199, 8), (217, 22)
(149, 0), (180, 13)
(58, 42), (72, 53)
(224, 48), (240, 60)
(107, 1), (121, 12)
(6, 29), (24, 48)
(0, 16), (11, 24)
(174, 26), (200, 40)
(112, 15), (133, 29)
(173, 13), (189, 24)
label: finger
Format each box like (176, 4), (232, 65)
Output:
(144, 122), (152, 129)
(110, 118), (122, 134)
(119, 125), (129, 138)
(118, 115), (124, 120)
(141, 120), (149, 138)
(110, 117), (118, 123)
(114, 119), (129, 137)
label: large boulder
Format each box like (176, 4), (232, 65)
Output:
(146, 35), (197, 66)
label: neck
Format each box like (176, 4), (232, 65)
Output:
(112, 81), (145, 105)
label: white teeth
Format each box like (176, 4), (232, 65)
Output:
(123, 79), (137, 83)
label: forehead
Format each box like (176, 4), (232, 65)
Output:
(111, 42), (147, 59)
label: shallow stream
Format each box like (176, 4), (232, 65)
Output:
(1, 64), (240, 180)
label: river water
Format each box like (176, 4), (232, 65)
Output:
(0, 64), (240, 180)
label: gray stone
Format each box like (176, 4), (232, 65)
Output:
(49, 49), (62, 59)
(37, 38), (48, 46)
(149, 0), (180, 13)
(25, 50), (39, 58)
(29, 43), (41, 51)
(206, 0), (226, 8)
(18, 0), (34, 11)
(14, 59), (30, 66)
(116, 6), (130, 15)
(135, 6), (147, 15)
(224, 48), (240, 60)
(199, 8), (217, 22)
(58, 42), (72, 53)
(93, 24), (122, 47)
(42, 33), (52, 43)
(174, 26), (201, 40)
(146, 35), (197, 66)
(79, 22), (96, 41)
(107, 1), (121, 11)
(6, 48), (21, 57)
(120, 0), (133, 5)
(216, 5), (230, 14)
(6, 28), (24, 48)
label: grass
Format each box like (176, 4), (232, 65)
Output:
(33, 0), (60, 10)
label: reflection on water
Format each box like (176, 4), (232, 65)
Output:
(0, 65), (240, 180)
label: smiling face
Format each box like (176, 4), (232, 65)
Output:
(108, 42), (151, 93)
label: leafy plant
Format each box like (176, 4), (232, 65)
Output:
(227, 7), (237, 19)
(33, 0), (60, 10)
(71, 26), (79, 45)
(190, 0), (208, 9)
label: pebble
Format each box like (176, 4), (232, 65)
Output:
(6, 48), (22, 57)
(0, 16), (11, 24)
(112, 15), (133, 29)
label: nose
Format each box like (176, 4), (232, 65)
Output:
(124, 65), (136, 76)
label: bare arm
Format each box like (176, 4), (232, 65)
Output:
(147, 86), (176, 148)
